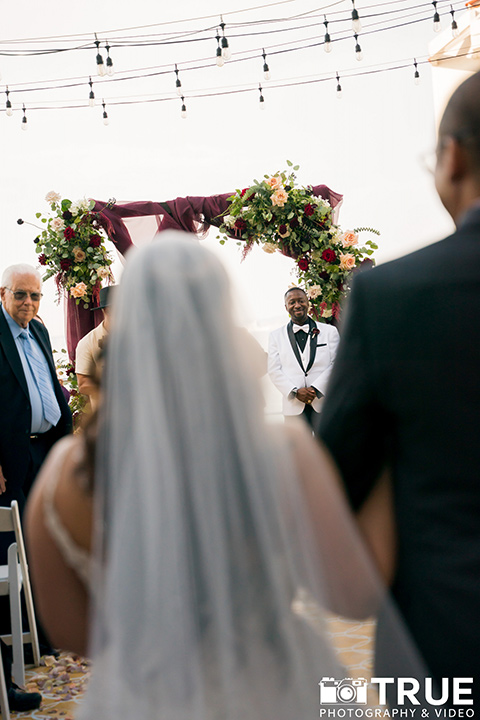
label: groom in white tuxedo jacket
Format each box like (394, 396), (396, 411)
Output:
(268, 287), (340, 432)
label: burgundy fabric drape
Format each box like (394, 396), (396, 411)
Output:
(66, 186), (342, 360)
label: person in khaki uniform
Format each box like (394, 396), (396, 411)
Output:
(75, 286), (116, 408)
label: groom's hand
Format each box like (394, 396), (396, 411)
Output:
(296, 387), (316, 404)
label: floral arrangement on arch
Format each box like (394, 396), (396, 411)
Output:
(217, 162), (379, 320)
(34, 191), (114, 308)
(53, 349), (88, 430)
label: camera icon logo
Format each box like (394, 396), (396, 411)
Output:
(319, 677), (368, 705)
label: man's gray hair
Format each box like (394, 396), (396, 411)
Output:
(1, 264), (42, 288)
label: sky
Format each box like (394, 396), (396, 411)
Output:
(0, 0), (467, 366)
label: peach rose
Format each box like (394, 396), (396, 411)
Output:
(271, 188), (288, 207)
(263, 242), (277, 254)
(339, 252), (356, 270)
(73, 246), (86, 262)
(70, 282), (88, 298)
(341, 231), (359, 248)
(267, 176), (282, 190)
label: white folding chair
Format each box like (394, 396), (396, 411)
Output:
(0, 501), (40, 688)
(0, 647), (10, 720)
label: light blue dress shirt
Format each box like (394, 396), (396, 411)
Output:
(2, 305), (55, 433)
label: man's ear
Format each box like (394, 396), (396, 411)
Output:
(445, 136), (469, 182)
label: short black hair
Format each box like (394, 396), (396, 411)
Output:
(284, 287), (307, 300)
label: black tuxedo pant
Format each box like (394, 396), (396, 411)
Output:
(286, 404), (320, 437)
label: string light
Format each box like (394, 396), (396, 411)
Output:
(323, 17), (332, 54)
(215, 29), (224, 67)
(174, 63), (182, 95)
(95, 34), (106, 76)
(5, 87), (13, 116)
(432, 2), (441, 33)
(354, 33), (363, 61)
(21, 104), (27, 130)
(219, 17), (231, 61)
(413, 58), (420, 85)
(336, 72), (342, 99)
(88, 77), (95, 107)
(180, 95), (187, 118)
(351, 1), (362, 34)
(450, 6), (459, 38)
(258, 83), (265, 109)
(262, 49), (271, 81)
(106, 44), (114, 76)
(102, 99), (109, 125)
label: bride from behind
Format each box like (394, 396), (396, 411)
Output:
(27, 231), (422, 719)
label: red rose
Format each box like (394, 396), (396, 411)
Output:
(60, 259), (72, 271)
(311, 327), (320, 337)
(240, 188), (249, 197)
(234, 218), (247, 232)
(298, 257), (310, 271)
(38, 253), (47, 266)
(64, 226), (76, 240)
(89, 235), (101, 248)
(289, 217), (299, 229)
(322, 249), (336, 263)
(304, 203), (315, 217)
(278, 224), (288, 235)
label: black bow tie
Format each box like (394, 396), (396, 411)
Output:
(294, 329), (309, 352)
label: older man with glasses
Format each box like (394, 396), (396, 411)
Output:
(0, 263), (72, 515)
(0, 264), (72, 711)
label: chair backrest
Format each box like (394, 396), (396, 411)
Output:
(0, 506), (15, 533)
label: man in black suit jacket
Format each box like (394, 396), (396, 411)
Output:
(0, 263), (72, 711)
(320, 72), (480, 707)
(0, 263), (72, 523)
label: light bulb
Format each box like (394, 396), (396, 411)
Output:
(106, 64), (114, 76)
(259, 99), (265, 110)
(181, 109), (187, 119)
(414, 72), (420, 86)
(216, 48), (224, 67)
(6, 106), (13, 116)
(324, 34), (332, 53)
(264, 69), (271, 81)
(336, 84), (342, 99)
(21, 118), (27, 131)
(451, 20), (459, 37)
(97, 62), (106, 77)
(352, 9), (362, 33)
(433, 14), (441, 32)
(89, 95), (95, 107)
(354, 36), (362, 61)
(103, 116), (109, 126)
(222, 46), (231, 60)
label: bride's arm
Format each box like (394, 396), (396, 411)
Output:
(25, 437), (92, 657)
(286, 422), (385, 619)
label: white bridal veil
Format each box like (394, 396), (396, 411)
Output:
(79, 231), (426, 720)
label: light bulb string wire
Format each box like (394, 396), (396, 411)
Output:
(12, 46), (480, 114)
(1, 2), (466, 101)
(0, 0), (464, 56)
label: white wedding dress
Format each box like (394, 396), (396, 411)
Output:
(75, 233), (426, 720)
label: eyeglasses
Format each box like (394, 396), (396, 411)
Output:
(4, 288), (43, 302)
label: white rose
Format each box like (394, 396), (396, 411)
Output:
(45, 191), (62, 205)
(97, 267), (111, 279)
(50, 217), (65, 232)
(223, 215), (236, 228)
(307, 285), (322, 299)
